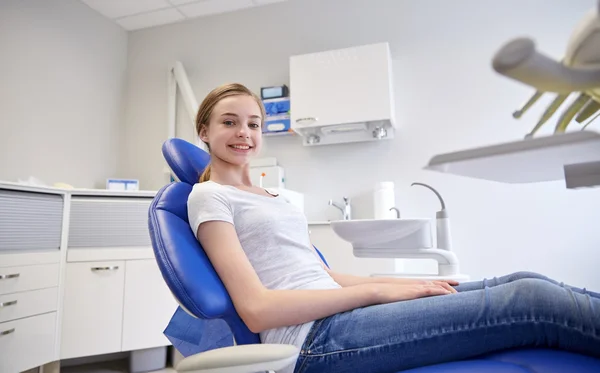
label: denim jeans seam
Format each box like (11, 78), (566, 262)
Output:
(299, 318), (600, 358)
(300, 318), (325, 356)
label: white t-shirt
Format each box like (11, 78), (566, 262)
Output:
(187, 180), (341, 372)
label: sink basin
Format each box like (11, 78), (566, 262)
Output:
(330, 219), (433, 251)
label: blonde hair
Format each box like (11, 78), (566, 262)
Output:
(196, 83), (266, 183)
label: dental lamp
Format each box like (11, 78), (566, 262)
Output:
(426, 2), (600, 189)
(492, 2), (600, 137)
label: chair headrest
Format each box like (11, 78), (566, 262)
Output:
(162, 138), (211, 185)
(148, 182), (234, 320)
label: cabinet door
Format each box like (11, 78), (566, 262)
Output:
(60, 261), (125, 359)
(122, 259), (179, 351)
(309, 225), (395, 277)
(290, 43), (393, 129)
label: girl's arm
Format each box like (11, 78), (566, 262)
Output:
(325, 269), (458, 289)
(196, 221), (452, 333)
(313, 249), (458, 289)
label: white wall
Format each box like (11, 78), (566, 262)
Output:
(0, 0), (128, 189)
(121, 0), (600, 287)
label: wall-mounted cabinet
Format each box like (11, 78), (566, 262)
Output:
(290, 42), (396, 146)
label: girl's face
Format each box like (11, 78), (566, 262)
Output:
(200, 94), (263, 166)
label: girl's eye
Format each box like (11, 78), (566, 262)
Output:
(250, 123), (260, 128)
(224, 120), (234, 126)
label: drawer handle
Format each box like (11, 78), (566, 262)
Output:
(91, 266), (119, 272)
(0, 300), (17, 308)
(1, 328), (15, 336)
(0, 273), (20, 280)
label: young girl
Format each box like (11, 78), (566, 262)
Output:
(186, 83), (600, 373)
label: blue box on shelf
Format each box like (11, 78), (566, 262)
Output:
(263, 114), (292, 135)
(263, 97), (290, 116)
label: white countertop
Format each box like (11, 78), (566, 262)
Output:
(0, 181), (157, 197)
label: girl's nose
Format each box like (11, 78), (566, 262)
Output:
(237, 124), (250, 137)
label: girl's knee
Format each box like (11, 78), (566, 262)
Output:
(513, 277), (556, 298)
(508, 271), (548, 282)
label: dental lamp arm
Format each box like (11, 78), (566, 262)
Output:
(171, 61), (199, 125)
(492, 38), (600, 93)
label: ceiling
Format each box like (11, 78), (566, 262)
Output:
(80, 0), (288, 31)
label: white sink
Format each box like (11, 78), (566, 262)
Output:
(330, 218), (433, 251)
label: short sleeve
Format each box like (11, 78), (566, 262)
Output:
(187, 185), (234, 236)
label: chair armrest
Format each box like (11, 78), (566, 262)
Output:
(175, 344), (300, 373)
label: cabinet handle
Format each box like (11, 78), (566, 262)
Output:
(296, 117), (318, 124)
(1, 328), (15, 336)
(0, 273), (19, 280)
(0, 300), (17, 308)
(91, 266), (119, 272)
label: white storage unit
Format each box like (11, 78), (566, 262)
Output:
(0, 184), (66, 373)
(61, 190), (178, 360)
(0, 182), (178, 371)
(290, 42), (396, 146)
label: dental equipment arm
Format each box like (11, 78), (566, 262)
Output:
(492, 38), (600, 93)
(167, 61), (205, 150)
(492, 3), (600, 136)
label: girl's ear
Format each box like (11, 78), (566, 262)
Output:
(199, 126), (209, 143)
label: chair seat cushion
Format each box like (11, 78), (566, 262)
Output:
(401, 349), (600, 372)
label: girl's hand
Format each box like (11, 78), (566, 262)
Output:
(371, 282), (454, 304)
(394, 278), (458, 292)
(430, 280), (458, 293)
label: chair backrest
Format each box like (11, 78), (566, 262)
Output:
(149, 138), (329, 349)
(149, 139), (260, 345)
(162, 138), (211, 185)
(149, 182), (260, 344)
(160, 138), (330, 268)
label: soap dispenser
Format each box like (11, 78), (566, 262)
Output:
(411, 182), (452, 251)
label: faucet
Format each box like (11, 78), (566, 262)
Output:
(329, 197), (352, 220)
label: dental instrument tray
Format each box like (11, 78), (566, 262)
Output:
(425, 130), (600, 188)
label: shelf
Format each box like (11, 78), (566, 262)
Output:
(425, 130), (600, 184)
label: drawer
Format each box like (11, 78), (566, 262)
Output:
(0, 312), (57, 373)
(0, 287), (58, 323)
(0, 263), (59, 296)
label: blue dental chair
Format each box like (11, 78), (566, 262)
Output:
(148, 138), (600, 373)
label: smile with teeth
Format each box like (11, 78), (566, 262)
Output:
(229, 144), (252, 150)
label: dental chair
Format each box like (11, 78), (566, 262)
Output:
(148, 138), (600, 372)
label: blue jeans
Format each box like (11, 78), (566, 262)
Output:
(293, 271), (600, 373)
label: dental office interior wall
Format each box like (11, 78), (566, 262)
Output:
(121, 0), (600, 287)
(0, 0), (128, 189)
